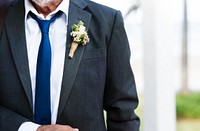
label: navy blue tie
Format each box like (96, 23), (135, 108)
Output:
(29, 11), (62, 125)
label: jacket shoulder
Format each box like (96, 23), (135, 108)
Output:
(85, 0), (119, 17)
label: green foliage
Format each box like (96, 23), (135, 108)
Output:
(72, 21), (84, 31)
(176, 93), (200, 119)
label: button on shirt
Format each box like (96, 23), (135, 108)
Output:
(18, 0), (69, 130)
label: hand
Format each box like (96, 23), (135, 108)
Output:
(36, 124), (79, 131)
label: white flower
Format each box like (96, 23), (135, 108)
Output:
(79, 25), (86, 33)
(68, 21), (90, 59)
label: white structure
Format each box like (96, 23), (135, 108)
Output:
(142, 0), (176, 131)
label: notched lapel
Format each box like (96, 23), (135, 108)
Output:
(6, 0), (33, 111)
(57, 0), (92, 120)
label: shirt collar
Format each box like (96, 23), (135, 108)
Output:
(24, 0), (69, 20)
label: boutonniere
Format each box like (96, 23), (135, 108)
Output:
(68, 21), (89, 59)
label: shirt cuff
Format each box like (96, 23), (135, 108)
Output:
(18, 122), (40, 131)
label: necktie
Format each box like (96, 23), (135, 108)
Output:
(29, 11), (62, 125)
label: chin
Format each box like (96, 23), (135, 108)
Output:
(31, 0), (54, 6)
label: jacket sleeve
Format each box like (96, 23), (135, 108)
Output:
(0, 106), (30, 131)
(104, 11), (140, 131)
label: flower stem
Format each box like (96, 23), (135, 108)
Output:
(68, 42), (79, 59)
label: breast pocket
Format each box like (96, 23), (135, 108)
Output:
(81, 48), (106, 61)
(77, 48), (107, 89)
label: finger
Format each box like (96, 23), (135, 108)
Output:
(37, 124), (79, 131)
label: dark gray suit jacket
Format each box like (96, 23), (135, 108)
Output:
(0, 0), (140, 130)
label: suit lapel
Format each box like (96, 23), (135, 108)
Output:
(6, 0), (33, 110)
(57, 0), (91, 120)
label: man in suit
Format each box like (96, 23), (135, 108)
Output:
(0, 0), (140, 130)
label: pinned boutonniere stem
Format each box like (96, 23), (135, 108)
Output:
(68, 21), (89, 59)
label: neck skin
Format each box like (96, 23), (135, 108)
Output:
(31, 0), (63, 18)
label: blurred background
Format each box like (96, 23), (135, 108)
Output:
(93, 0), (200, 131)
(1, 0), (200, 131)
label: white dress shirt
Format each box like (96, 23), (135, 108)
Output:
(18, 0), (69, 130)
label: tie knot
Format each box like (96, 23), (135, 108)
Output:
(29, 11), (62, 34)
